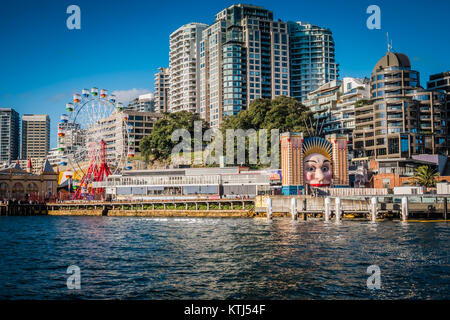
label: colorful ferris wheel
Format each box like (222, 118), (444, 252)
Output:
(58, 87), (134, 199)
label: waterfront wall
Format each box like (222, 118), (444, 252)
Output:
(48, 209), (256, 218)
(0, 203), (47, 216)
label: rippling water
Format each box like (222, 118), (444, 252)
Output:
(0, 216), (449, 299)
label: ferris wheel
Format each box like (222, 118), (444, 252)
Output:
(57, 87), (135, 199)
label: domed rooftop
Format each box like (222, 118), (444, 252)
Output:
(372, 52), (411, 74)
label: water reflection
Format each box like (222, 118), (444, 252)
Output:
(0, 216), (448, 299)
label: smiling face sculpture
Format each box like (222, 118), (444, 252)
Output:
(302, 137), (333, 187)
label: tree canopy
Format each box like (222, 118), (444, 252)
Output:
(220, 96), (315, 168)
(139, 111), (209, 164)
(221, 96), (314, 133)
(140, 96), (315, 167)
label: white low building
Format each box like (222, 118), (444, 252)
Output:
(94, 167), (279, 200)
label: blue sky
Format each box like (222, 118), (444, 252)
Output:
(0, 0), (449, 148)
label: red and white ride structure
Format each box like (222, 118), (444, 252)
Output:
(58, 87), (133, 200)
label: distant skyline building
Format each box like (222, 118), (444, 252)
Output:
(169, 22), (208, 114)
(288, 21), (339, 102)
(0, 108), (20, 162)
(154, 67), (170, 113)
(21, 114), (50, 160)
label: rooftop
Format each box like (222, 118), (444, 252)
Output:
(372, 52), (411, 74)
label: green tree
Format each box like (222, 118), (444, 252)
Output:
(139, 111), (209, 164)
(409, 165), (440, 187)
(220, 96), (315, 168)
(222, 96), (314, 133)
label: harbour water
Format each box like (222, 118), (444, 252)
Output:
(0, 216), (449, 299)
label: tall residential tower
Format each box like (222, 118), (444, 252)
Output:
(154, 67), (170, 113)
(169, 23), (208, 114)
(288, 21), (339, 102)
(200, 4), (290, 127)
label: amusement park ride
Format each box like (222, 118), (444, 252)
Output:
(58, 87), (134, 200)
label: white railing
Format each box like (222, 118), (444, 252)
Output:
(317, 188), (389, 196)
(93, 175), (221, 188)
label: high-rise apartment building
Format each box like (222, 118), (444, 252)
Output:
(0, 108), (20, 162)
(154, 67), (170, 113)
(427, 71), (450, 93)
(127, 93), (155, 112)
(303, 78), (369, 158)
(353, 52), (448, 159)
(21, 114), (50, 159)
(330, 77), (370, 136)
(288, 21), (339, 102)
(200, 4), (290, 127)
(199, 20), (226, 127)
(303, 80), (341, 124)
(169, 23), (208, 114)
(427, 71), (450, 150)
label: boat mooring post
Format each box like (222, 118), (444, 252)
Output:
(371, 197), (378, 222)
(302, 199), (307, 220)
(324, 197), (331, 222)
(290, 197), (298, 220)
(444, 197), (447, 220)
(335, 197), (342, 223)
(266, 198), (273, 220)
(401, 196), (408, 221)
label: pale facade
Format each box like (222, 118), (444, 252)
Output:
(169, 23), (208, 114)
(154, 68), (170, 113)
(21, 114), (50, 159)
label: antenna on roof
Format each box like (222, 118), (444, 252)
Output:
(387, 32), (392, 53)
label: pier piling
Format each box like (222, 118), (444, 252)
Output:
(266, 198), (273, 219)
(324, 197), (331, 222)
(444, 198), (447, 220)
(335, 197), (342, 223)
(290, 198), (298, 220)
(371, 197), (378, 222)
(401, 196), (408, 221)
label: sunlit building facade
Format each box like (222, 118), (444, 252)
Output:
(353, 52), (449, 159)
(288, 21), (339, 102)
(169, 23), (208, 114)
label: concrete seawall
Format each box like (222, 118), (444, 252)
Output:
(48, 209), (257, 218)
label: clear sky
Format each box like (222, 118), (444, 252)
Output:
(0, 0), (449, 148)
